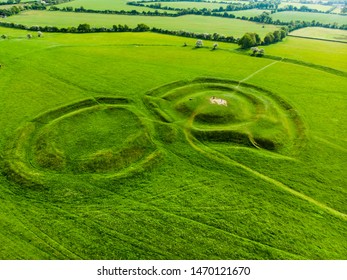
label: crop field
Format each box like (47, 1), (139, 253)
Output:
(0, 22), (346, 260)
(290, 27), (347, 42)
(0, 10), (280, 37)
(271, 11), (347, 25)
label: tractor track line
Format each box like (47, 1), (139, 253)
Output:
(184, 130), (347, 221)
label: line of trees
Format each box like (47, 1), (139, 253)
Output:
(0, 21), (152, 33)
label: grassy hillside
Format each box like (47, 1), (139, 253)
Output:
(0, 27), (346, 259)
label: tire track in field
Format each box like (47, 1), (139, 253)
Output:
(1, 196), (82, 259)
(238, 59), (283, 84)
(184, 129), (347, 221)
(152, 203), (303, 259)
(112, 195), (302, 259)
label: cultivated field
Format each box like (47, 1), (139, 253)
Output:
(0, 24), (346, 259)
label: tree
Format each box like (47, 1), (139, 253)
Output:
(77, 23), (91, 33)
(134, 23), (150, 32)
(263, 32), (274, 45)
(273, 30), (281, 42)
(250, 46), (259, 55)
(257, 49), (265, 56)
(195, 39), (203, 48)
(238, 32), (259, 49)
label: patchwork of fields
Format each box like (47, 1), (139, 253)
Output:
(0, 1), (346, 260)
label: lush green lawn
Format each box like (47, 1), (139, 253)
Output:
(290, 27), (347, 42)
(0, 27), (346, 260)
(0, 10), (280, 37)
(271, 11), (347, 25)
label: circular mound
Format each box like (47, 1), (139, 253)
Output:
(145, 77), (305, 154)
(4, 97), (159, 187)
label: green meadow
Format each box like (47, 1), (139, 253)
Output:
(278, 2), (334, 12)
(0, 23), (346, 259)
(261, 36), (347, 72)
(290, 27), (347, 42)
(271, 11), (347, 25)
(55, 0), (165, 12)
(223, 9), (269, 17)
(143, 1), (230, 9)
(0, 10), (279, 37)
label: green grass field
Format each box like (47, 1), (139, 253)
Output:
(144, 1), (230, 10)
(271, 11), (347, 25)
(290, 27), (347, 42)
(0, 10), (280, 37)
(278, 2), (334, 12)
(0, 25), (346, 259)
(55, 0), (169, 13)
(223, 9), (269, 17)
(260, 36), (347, 72)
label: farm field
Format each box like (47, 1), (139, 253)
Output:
(0, 24), (346, 260)
(271, 11), (347, 25)
(278, 2), (334, 12)
(0, 10), (280, 37)
(142, 1), (230, 9)
(55, 0), (168, 13)
(260, 36), (347, 72)
(223, 9), (269, 17)
(290, 27), (347, 42)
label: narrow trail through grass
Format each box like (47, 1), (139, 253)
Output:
(239, 59), (283, 84)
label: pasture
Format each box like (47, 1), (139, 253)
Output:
(290, 27), (347, 42)
(0, 10), (280, 37)
(260, 36), (347, 72)
(55, 0), (167, 13)
(278, 2), (334, 12)
(271, 11), (347, 25)
(0, 26), (346, 259)
(223, 9), (269, 17)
